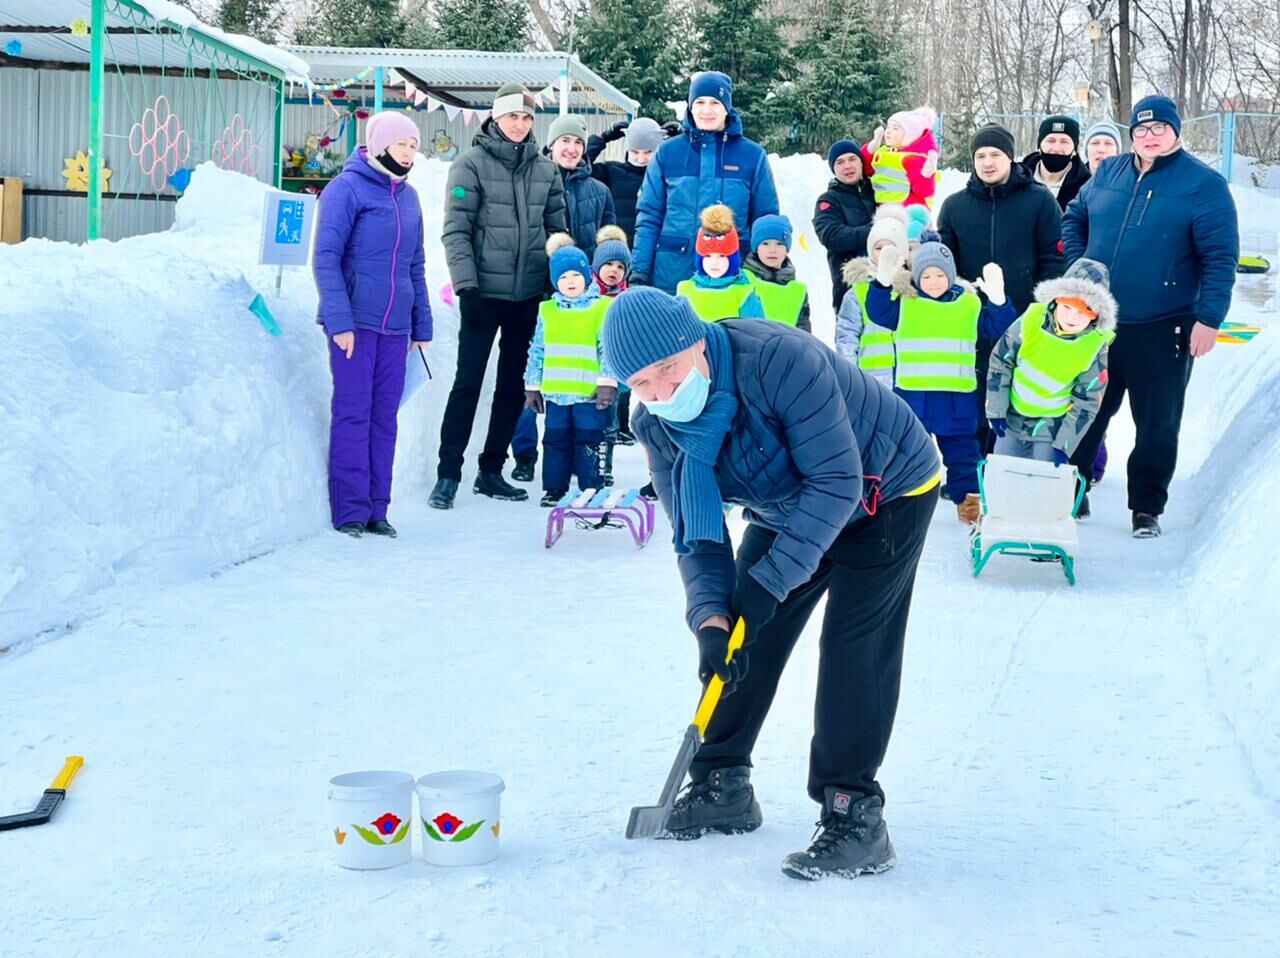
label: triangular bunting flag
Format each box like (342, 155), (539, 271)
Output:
(426, 96), (441, 113)
(414, 89), (427, 106)
(533, 90), (545, 108)
(462, 110), (475, 128)
(444, 104), (461, 121)
(473, 109), (491, 124)
(403, 80), (415, 99)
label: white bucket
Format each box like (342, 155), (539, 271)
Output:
(328, 771), (414, 870)
(416, 771), (505, 866)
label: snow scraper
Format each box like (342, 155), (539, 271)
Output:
(0, 757), (84, 831)
(626, 621), (746, 839)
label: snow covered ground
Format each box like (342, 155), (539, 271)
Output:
(1, 154), (1278, 956)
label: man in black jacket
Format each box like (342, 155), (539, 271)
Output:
(584, 117), (667, 241)
(1020, 114), (1091, 211)
(813, 139), (878, 309)
(938, 124), (1064, 454)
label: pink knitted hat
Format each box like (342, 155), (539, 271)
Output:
(366, 112), (420, 158)
(888, 107), (937, 147)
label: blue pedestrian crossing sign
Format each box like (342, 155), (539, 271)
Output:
(260, 190), (316, 266)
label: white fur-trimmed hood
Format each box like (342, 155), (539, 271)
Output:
(1032, 275), (1118, 332)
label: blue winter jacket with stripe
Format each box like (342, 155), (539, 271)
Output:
(633, 320), (940, 633)
(1062, 149), (1238, 328)
(314, 149), (432, 341)
(631, 112), (780, 293)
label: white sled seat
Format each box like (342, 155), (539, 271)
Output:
(972, 454), (1082, 584)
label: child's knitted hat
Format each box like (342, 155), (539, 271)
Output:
(547, 233), (591, 287)
(750, 214), (793, 253)
(887, 107), (937, 146)
(694, 204), (739, 257)
(592, 224), (631, 272)
(911, 237), (957, 290)
(866, 206), (909, 256)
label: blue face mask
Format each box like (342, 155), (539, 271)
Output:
(642, 364), (710, 423)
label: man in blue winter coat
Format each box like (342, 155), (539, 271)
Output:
(630, 72), (779, 293)
(1062, 95), (1239, 538)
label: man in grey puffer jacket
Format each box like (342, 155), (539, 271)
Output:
(431, 83), (568, 508)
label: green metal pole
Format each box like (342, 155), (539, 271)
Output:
(273, 76), (284, 188)
(87, 0), (105, 241)
(346, 105), (357, 154)
(374, 67), (384, 113)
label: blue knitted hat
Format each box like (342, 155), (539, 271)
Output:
(601, 288), (708, 382)
(827, 139), (860, 170)
(548, 236), (591, 288)
(1130, 95), (1181, 136)
(688, 71), (732, 111)
(750, 213), (793, 253)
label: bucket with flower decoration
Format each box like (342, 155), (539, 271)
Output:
(328, 770), (414, 869)
(416, 771), (505, 866)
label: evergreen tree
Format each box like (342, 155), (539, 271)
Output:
(216, 0), (283, 43)
(295, 0), (413, 47)
(428, 0), (531, 52)
(692, 0), (791, 139)
(576, 0), (689, 122)
(763, 0), (910, 155)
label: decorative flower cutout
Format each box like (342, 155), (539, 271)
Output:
(213, 114), (259, 177)
(128, 96), (190, 192)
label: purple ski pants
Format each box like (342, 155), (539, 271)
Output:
(327, 328), (409, 528)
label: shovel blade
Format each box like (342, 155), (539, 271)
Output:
(625, 725), (701, 839)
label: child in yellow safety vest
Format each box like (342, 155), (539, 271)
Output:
(676, 204), (766, 323)
(835, 205), (911, 384)
(985, 258), (1116, 516)
(865, 233), (1016, 523)
(742, 213), (812, 332)
(862, 107), (940, 240)
(524, 233), (619, 507)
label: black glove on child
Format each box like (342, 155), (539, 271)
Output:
(524, 390), (545, 414)
(603, 119), (630, 142)
(591, 384), (618, 410)
(730, 568), (779, 646)
(662, 121), (682, 139)
(696, 624), (748, 695)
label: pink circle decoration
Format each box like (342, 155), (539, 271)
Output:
(212, 114), (260, 177)
(128, 96), (190, 192)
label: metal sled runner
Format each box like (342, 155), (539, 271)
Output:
(970, 455), (1085, 585)
(545, 487), (656, 549)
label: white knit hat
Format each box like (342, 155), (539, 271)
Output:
(866, 207), (909, 258)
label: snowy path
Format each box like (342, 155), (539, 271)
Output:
(3, 424), (1278, 957)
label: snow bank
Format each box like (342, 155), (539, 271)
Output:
(0, 159), (458, 651)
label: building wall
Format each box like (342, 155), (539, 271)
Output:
(0, 66), (278, 243)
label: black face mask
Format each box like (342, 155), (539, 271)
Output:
(376, 151), (412, 177)
(1039, 152), (1073, 173)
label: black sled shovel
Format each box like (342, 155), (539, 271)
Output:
(0, 757), (84, 831)
(626, 621), (745, 839)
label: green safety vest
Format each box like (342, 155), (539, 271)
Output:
(538, 298), (608, 397)
(852, 281), (896, 384)
(746, 274), (806, 326)
(869, 148), (913, 204)
(677, 279), (755, 323)
(895, 292), (981, 392)
(1009, 305), (1115, 418)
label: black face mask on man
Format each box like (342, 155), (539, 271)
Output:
(1039, 151), (1074, 174)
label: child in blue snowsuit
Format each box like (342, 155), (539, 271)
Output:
(865, 235), (1015, 522)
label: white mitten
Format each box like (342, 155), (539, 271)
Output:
(870, 125), (885, 151)
(875, 246), (904, 287)
(976, 262), (1006, 306)
(921, 149), (938, 178)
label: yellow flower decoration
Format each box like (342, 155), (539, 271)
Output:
(70, 18), (91, 36)
(61, 151), (111, 192)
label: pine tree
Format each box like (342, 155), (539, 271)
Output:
(692, 0), (792, 139)
(428, 0), (531, 52)
(763, 0), (910, 155)
(576, 0), (689, 122)
(294, 0), (413, 47)
(216, 0), (283, 43)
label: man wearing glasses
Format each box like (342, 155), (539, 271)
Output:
(1062, 95), (1238, 538)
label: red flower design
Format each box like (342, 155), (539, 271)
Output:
(433, 812), (464, 836)
(372, 812), (402, 836)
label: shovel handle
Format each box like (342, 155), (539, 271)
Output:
(50, 756), (84, 791)
(692, 619), (746, 736)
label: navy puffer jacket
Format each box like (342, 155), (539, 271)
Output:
(634, 321), (939, 632)
(557, 158), (616, 260)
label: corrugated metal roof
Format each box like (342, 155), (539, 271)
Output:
(0, 0), (295, 80)
(283, 47), (637, 114)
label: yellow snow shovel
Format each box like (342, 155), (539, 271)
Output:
(626, 620), (746, 839)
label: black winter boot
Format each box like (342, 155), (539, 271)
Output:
(639, 481), (658, 501)
(661, 766), (763, 840)
(1132, 511), (1161, 538)
(541, 488), (567, 508)
(474, 471), (529, 501)
(781, 789), (896, 881)
(365, 520), (397, 538)
(1076, 492), (1091, 520)
(336, 522), (364, 537)
(511, 458), (536, 483)
(428, 478), (458, 510)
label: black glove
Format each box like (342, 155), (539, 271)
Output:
(603, 119), (630, 142)
(591, 384), (618, 410)
(989, 417), (1007, 439)
(730, 567), (779, 645)
(458, 288), (481, 321)
(662, 121), (682, 139)
(524, 390), (545, 414)
(696, 624), (748, 694)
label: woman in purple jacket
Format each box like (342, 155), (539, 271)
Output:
(314, 112), (433, 538)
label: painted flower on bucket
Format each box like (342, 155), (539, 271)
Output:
(372, 812), (402, 836)
(433, 812), (464, 836)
